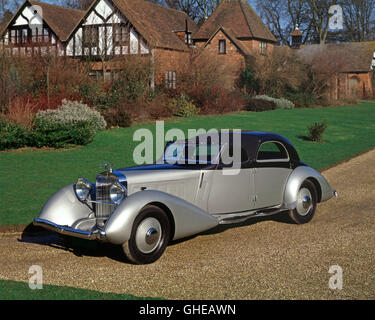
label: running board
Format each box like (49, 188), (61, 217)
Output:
(216, 208), (286, 225)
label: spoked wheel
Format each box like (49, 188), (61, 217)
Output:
(289, 180), (318, 224)
(122, 205), (170, 264)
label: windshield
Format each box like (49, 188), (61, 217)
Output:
(163, 143), (222, 165)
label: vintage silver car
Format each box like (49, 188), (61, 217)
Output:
(34, 131), (337, 264)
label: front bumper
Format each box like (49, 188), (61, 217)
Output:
(33, 218), (106, 241)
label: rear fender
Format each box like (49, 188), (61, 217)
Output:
(284, 166), (335, 207)
(104, 190), (219, 245)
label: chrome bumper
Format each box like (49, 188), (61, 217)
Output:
(33, 218), (106, 241)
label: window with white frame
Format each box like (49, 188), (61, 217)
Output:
(165, 71), (177, 89)
(219, 39), (226, 54)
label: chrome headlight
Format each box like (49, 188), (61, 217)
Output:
(75, 178), (92, 201)
(110, 182), (126, 204)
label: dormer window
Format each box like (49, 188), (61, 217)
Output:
(219, 39), (226, 54)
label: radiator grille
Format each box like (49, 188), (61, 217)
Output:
(95, 173), (117, 218)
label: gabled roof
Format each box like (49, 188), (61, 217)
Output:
(1, 0), (85, 41)
(193, 0), (277, 42)
(204, 26), (252, 55)
(298, 42), (375, 73)
(30, 1), (85, 41)
(2, 0), (198, 51)
(112, 0), (198, 51)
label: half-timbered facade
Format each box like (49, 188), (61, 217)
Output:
(1, 0), (197, 85)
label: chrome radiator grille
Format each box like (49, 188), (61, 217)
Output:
(95, 173), (117, 218)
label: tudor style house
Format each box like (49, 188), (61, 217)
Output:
(2, 0), (375, 96)
(1, 0), (279, 89)
(0, 0), (197, 86)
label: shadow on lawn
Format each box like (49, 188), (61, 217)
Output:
(18, 211), (295, 262)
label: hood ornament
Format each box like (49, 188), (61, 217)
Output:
(102, 162), (113, 174)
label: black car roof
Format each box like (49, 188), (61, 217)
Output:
(184, 130), (299, 162)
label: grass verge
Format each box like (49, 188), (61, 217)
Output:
(0, 102), (374, 226)
(0, 279), (163, 300)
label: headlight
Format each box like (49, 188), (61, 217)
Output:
(110, 182), (126, 204)
(75, 178), (92, 201)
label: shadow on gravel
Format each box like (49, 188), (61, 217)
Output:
(170, 211), (295, 246)
(18, 223), (127, 263)
(18, 212), (294, 261)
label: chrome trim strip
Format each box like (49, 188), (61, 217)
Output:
(33, 218), (106, 240)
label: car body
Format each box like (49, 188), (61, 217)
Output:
(34, 131), (337, 264)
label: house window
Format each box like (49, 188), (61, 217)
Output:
(83, 26), (98, 47)
(43, 28), (49, 43)
(165, 71), (177, 89)
(185, 32), (192, 44)
(8, 28), (30, 44)
(10, 30), (16, 44)
(114, 24), (128, 44)
(260, 41), (267, 55)
(219, 39), (226, 54)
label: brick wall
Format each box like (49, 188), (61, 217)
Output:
(199, 30), (246, 89)
(153, 48), (190, 87)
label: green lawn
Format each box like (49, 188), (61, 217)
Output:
(0, 102), (374, 226)
(0, 279), (162, 300)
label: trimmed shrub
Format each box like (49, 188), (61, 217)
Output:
(30, 118), (95, 148)
(255, 95), (295, 109)
(0, 119), (28, 150)
(285, 91), (316, 107)
(169, 94), (199, 117)
(35, 99), (106, 133)
(246, 98), (277, 112)
(307, 121), (328, 142)
(103, 108), (132, 128)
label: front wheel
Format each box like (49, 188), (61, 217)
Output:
(122, 205), (170, 264)
(289, 180), (318, 224)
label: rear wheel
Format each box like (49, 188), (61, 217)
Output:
(289, 180), (318, 224)
(122, 205), (170, 264)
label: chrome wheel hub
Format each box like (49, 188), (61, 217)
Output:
(296, 188), (313, 216)
(135, 218), (162, 254)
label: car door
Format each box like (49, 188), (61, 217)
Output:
(207, 147), (255, 214)
(254, 141), (293, 209)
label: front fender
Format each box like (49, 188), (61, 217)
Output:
(104, 190), (219, 245)
(38, 184), (93, 227)
(284, 166), (335, 207)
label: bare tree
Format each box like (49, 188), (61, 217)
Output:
(255, 0), (315, 45)
(341, 0), (375, 42)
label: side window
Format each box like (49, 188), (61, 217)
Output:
(257, 141), (289, 162)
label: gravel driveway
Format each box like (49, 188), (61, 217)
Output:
(0, 149), (374, 299)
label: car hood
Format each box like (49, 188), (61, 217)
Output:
(116, 164), (203, 205)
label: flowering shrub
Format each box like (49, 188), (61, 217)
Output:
(255, 95), (295, 109)
(35, 99), (106, 133)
